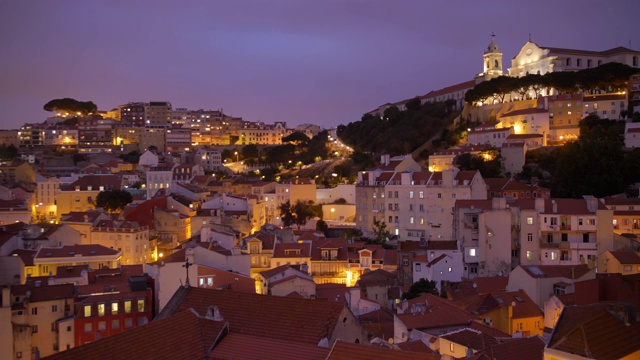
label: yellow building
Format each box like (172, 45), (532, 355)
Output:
(597, 250), (640, 275)
(34, 244), (121, 277)
(55, 175), (122, 219)
(457, 290), (543, 337)
(10, 283), (76, 359)
(90, 220), (151, 265)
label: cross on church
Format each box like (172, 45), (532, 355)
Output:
(183, 259), (193, 287)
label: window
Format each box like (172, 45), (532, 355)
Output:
(419, 191), (424, 199)
(527, 217), (533, 225)
(124, 300), (132, 314)
(32, 325), (38, 333)
(527, 233), (533, 242)
(83, 304), (91, 317)
(84, 323), (92, 333)
(388, 203), (393, 211)
(98, 321), (106, 331)
(111, 302), (118, 315)
(112, 319), (120, 330)
(587, 219), (596, 225)
(624, 265), (632, 272)
(410, 217), (414, 224)
(409, 204), (413, 211)
(31, 307), (38, 315)
(51, 305), (58, 313)
(437, 193), (442, 199)
(578, 218), (583, 226)
(415, 263), (421, 272)
(469, 248), (476, 256)
(551, 252), (557, 260)
(526, 250), (533, 260)
(388, 191), (392, 199)
(137, 299), (145, 312)
(566, 58), (572, 66)
(561, 233), (568, 242)
(583, 233), (589, 243)
(409, 191), (414, 199)
(550, 217), (558, 226)
(125, 318), (133, 328)
(98, 303), (105, 316)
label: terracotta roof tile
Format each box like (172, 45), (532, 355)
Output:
(158, 287), (347, 345)
(10, 249), (36, 266)
(43, 309), (228, 360)
(35, 244), (120, 259)
(327, 340), (439, 360)
(441, 328), (500, 350)
(520, 264), (592, 279)
(548, 303), (640, 359)
(468, 336), (545, 360)
(609, 251), (640, 264)
(210, 332), (329, 360)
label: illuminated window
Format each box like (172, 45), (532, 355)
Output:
(137, 299), (145, 312)
(111, 302), (118, 315)
(98, 303), (105, 316)
(83, 305), (92, 318)
(124, 300), (132, 314)
(527, 217), (533, 225)
(469, 248), (476, 257)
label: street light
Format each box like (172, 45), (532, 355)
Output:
(234, 151), (238, 162)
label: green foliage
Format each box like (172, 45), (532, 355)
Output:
(43, 98), (97, 115)
(96, 190), (133, 213)
(372, 218), (390, 244)
(278, 200), (316, 230)
(337, 101), (457, 156)
(0, 144), (18, 161)
(120, 150), (141, 164)
(465, 63), (639, 104)
(402, 279), (439, 299)
(316, 219), (328, 236)
(344, 228), (363, 242)
(241, 144), (260, 160)
(516, 114), (638, 198)
(282, 131), (310, 144)
(454, 149), (503, 178)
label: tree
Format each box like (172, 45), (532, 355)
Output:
(316, 219), (329, 236)
(242, 144), (260, 160)
(278, 200), (315, 230)
(282, 131), (310, 145)
(120, 150), (141, 164)
(96, 190), (133, 213)
(43, 98), (97, 115)
(0, 144), (18, 161)
(372, 218), (390, 244)
(402, 279), (439, 299)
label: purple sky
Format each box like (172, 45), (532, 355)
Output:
(1, 0), (639, 130)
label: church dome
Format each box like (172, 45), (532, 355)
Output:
(485, 34), (500, 53)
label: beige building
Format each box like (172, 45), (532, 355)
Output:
(33, 244), (121, 277)
(89, 220), (151, 265)
(9, 283), (76, 359)
(597, 250), (640, 274)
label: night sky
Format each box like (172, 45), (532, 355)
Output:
(1, 0), (639, 130)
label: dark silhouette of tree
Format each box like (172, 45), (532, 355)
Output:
(96, 190), (133, 213)
(278, 200), (315, 230)
(43, 98), (97, 115)
(402, 278), (439, 299)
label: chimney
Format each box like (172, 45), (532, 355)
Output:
(583, 195), (598, 213)
(534, 198), (545, 213)
(552, 200), (557, 214)
(206, 305), (224, 321)
(381, 154), (390, 166)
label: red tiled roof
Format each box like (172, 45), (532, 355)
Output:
(520, 264), (592, 279)
(398, 294), (474, 330)
(43, 309), (228, 360)
(35, 244), (120, 259)
(158, 287), (348, 345)
(422, 79), (477, 99)
(468, 336), (545, 360)
(548, 303), (640, 359)
(210, 332), (329, 360)
(55, 265), (88, 278)
(315, 283), (348, 303)
(273, 242), (311, 258)
(11, 283), (74, 303)
(10, 249), (36, 266)
(123, 197), (167, 228)
(609, 251), (640, 264)
(61, 174), (122, 191)
(327, 340), (439, 360)
(455, 290), (542, 320)
(473, 276), (509, 294)
(441, 328), (500, 350)
(426, 240), (458, 251)
(602, 196), (640, 206)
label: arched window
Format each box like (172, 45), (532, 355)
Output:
(494, 59), (499, 68)
(566, 58), (572, 66)
(634, 56), (638, 67)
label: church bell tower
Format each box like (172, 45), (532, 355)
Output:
(483, 34), (503, 80)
